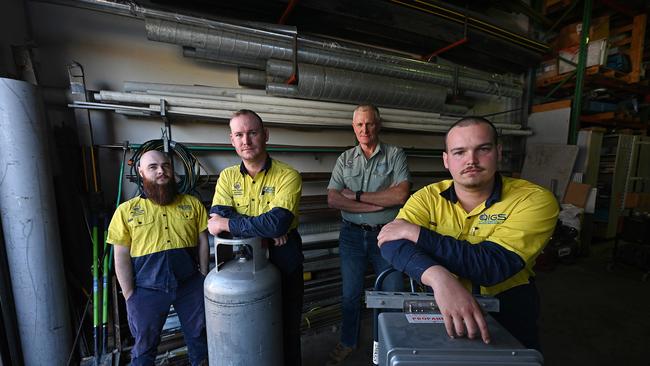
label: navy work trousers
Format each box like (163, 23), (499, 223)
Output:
(126, 273), (207, 365)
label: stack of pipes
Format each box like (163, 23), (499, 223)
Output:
(92, 81), (531, 135)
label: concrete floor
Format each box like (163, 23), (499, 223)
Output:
(301, 241), (650, 365)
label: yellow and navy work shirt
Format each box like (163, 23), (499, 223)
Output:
(389, 175), (558, 296)
(328, 142), (410, 225)
(211, 157), (303, 273)
(107, 194), (208, 290)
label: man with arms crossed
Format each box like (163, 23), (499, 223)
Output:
(108, 150), (209, 365)
(326, 104), (411, 365)
(208, 109), (304, 365)
(378, 117), (558, 350)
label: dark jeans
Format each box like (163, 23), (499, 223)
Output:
(280, 267), (304, 366)
(126, 273), (207, 366)
(339, 221), (403, 348)
(492, 279), (541, 351)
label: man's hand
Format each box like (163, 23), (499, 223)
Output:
(341, 188), (356, 201)
(421, 266), (491, 344)
(272, 234), (288, 246)
(208, 213), (230, 236)
(377, 219), (420, 247)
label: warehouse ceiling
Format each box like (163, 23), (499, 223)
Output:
(144, 0), (550, 74)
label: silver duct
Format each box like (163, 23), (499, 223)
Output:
(144, 18), (522, 98)
(0, 78), (72, 366)
(237, 68), (285, 89)
(183, 47), (267, 70)
(238, 68), (268, 88)
(263, 60), (447, 111)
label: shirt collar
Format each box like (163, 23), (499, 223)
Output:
(440, 173), (503, 208)
(353, 142), (383, 159)
(239, 154), (272, 176)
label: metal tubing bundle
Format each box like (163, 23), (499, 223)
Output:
(144, 17), (523, 101)
(90, 83), (532, 136)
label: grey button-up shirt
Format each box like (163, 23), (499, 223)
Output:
(328, 142), (410, 225)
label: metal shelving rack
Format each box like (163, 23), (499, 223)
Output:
(595, 135), (650, 238)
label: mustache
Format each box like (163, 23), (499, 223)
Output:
(461, 166), (484, 174)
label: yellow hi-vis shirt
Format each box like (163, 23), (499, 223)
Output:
(107, 194), (208, 257)
(211, 158), (301, 230)
(396, 176), (559, 295)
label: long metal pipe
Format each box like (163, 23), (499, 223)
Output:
(125, 81), (463, 118)
(146, 106), (529, 134)
(124, 81), (267, 97)
(0, 78), (72, 365)
(144, 17), (522, 98)
(96, 90), (463, 125)
(70, 100), (531, 136)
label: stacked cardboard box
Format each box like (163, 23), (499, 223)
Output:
(537, 16), (610, 83)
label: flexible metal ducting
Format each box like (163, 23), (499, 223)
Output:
(183, 47), (267, 70)
(237, 68), (286, 89)
(144, 18), (522, 98)
(0, 78), (72, 366)
(265, 82), (471, 116)
(238, 68), (268, 88)
(263, 60), (446, 111)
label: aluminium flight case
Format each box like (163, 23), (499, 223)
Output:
(377, 312), (543, 366)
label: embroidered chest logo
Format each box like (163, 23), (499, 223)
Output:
(345, 159), (354, 168)
(131, 206), (145, 217)
(177, 204), (192, 211)
(233, 182), (243, 196)
(262, 186), (275, 195)
(479, 213), (508, 224)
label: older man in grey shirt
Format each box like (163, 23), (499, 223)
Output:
(326, 104), (411, 365)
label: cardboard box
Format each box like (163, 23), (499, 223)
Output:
(625, 192), (650, 209)
(563, 182), (592, 208)
(558, 38), (608, 74)
(556, 16), (609, 49)
(536, 58), (558, 80)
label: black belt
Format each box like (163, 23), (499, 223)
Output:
(344, 220), (385, 232)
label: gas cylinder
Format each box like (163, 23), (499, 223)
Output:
(204, 236), (283, 366)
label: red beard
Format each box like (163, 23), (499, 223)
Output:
(142, 176), (177, 206)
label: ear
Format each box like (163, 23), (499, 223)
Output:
(264, 127), (269, 142)
(497, 144), (503, 162)
(137, 165), (145, 178)
(229, 132), (236, 147)
(442, 151), (449, 169)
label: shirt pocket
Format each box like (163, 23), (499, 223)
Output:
(260, 190), (275, 210)
(369, 164), (394, 191)
(233, 196), (251, 216)
(175, 210), (195, 220)
(342, 164), (362, 191)
(129, 215), (155, 246)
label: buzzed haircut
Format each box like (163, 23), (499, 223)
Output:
(353, 104), (381, 122)
(445, 116), (499, 150)
(137, 149), (170, 169)
(231, 109), (264, 128)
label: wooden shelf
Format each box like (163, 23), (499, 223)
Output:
(580, 112), (648, 132)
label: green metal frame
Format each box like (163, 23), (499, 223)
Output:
(568, 0), (593, 145)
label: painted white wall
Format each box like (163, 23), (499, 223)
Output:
(27, 1), (513, 204)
